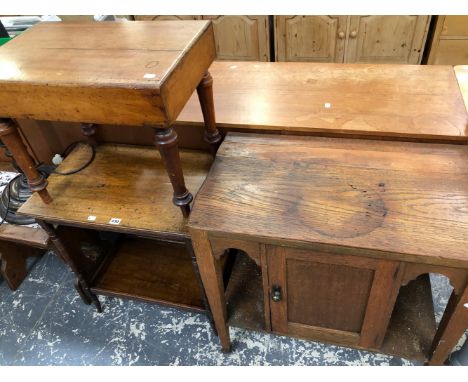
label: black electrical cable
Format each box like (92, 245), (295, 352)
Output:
(0, 173), (21, 227)
(53, 140), (96, 176)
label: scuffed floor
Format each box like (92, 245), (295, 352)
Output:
(0, 250), (465, 366)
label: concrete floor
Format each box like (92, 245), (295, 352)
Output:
(0, 249), (464, 366)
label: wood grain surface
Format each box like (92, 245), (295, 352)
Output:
(178, 61), (468, 141)
(0, 224), (49, 248)
(0, 21), (215, 125)
(455, 65), (468, 112)
(92, 237), (205, 310)
(190, 133), (468, 267)
(18, 143), (213, 238)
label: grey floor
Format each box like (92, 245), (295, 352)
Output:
(1, 250), (465, 366)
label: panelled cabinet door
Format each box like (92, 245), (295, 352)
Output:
(267, 246), (402, 349)
(275, 16), (347, 62)
(345, 16), (430, 64)
(202, 16), (270, 61)
(427, 16), (468, 65)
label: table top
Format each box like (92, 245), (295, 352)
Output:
(0, 21), (215, 125)
(178, 61), (468, 142)
(190, 133), (468, 267)
(18, 143), (213, 239)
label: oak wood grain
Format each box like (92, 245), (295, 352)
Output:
(428, 285), (468, 365)
(0, 21), (215, 126)
(13, 61), (468, 167)
(190, 228), (231, 350)
(18, 143), (213, 238)
(178, 61), (468, 141)
(190, 133), (468, 267)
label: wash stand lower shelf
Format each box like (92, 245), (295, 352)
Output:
(17, 143), (214, 315)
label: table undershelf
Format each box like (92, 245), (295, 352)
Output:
(18, 143), (213, 239)
(91, 236), (205, 311)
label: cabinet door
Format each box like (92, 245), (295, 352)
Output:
(345, 16), (430, 64)
(267, 246), (402, 348)
(202, 16), (270, 61)
(440, 15), (468, 36)
(427, 16), (468, 65)
(275, 16), (347, 62)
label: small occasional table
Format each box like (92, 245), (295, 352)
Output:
(0, 20), (221, 216)
(189, 133), (468, 365)
(0, 21), (221, 317)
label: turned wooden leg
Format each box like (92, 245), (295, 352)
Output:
(428, 286), (468, 365)
(0, 242), (40, 291)
(37, 220), (102, 313)
(196, 71), (222, 156)
(0, 119), (51, 203)
(190, 229), (231, 351)
(154, 126), (192, 218)
(80, 123), (98, 147)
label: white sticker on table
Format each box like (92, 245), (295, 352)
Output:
(109, 218), (121, 225)
(87, 215), (96, 222)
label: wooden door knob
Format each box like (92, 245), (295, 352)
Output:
(350, 30), (358, 38)
(338, 31), (345, 39)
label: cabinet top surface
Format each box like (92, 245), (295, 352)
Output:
(190, 133), (468, 266)
(179, 61), (468, 142)
(0, 21), (210, 89)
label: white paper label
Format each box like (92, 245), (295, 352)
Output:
(87, 215), (96, 222)
(109, 218), (121, 225)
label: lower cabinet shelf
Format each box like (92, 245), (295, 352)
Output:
(91, 236), (205, 312)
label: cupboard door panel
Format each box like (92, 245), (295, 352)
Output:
(286, 259), (374, 332)
(346, 16), (430, 64)
(203, 16), (270, 61)
(429, 40), (468, 65)
(268, 246), (401, 348)
(441, 16), (468, 36)
(275, 16), (347, 62)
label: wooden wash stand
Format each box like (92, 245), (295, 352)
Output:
(0, 21), (222, 317)
(188, 66), (468, 365)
